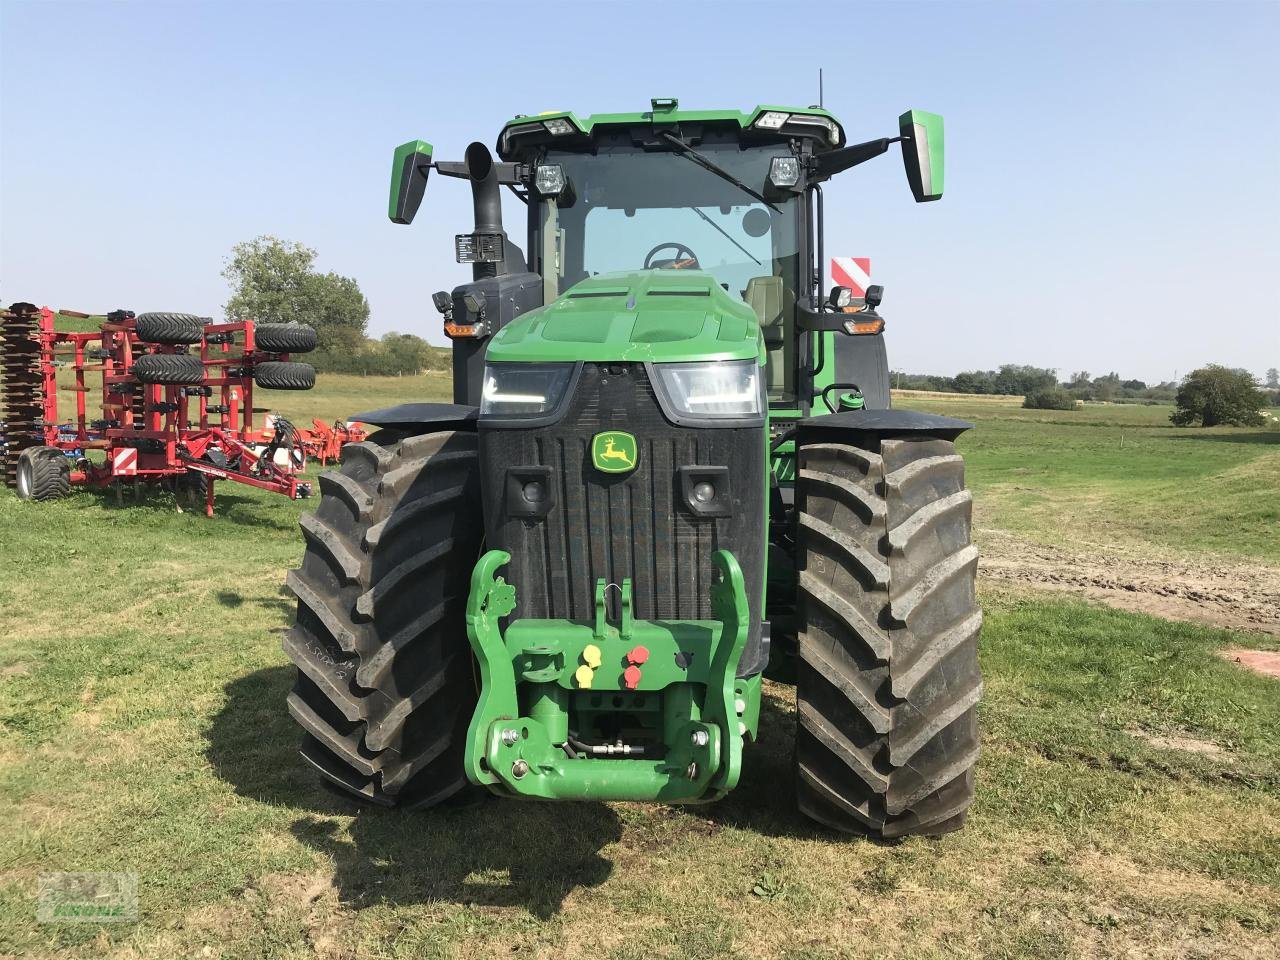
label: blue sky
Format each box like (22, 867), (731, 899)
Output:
(2, 0), (1276, 382)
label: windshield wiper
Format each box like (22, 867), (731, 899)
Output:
(691, 206), (761, 265)
(658, 131), (783, 213)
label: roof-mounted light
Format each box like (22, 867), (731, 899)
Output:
(754, 111), (789, 130)
(543, 117), (575, 135)
(786, 113), (841, 144)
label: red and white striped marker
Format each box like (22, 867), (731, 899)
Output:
(830, 257), (871, 297)
(112, 447), (138, 476)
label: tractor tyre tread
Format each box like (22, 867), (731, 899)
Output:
(254, 323), (318, 354)
(134, 312), (207, 344)
(16, 446), (70, 501)
(795, 435), (982, 838)
(283, 428), (483, 808)
(254, 361), (316, 391)
(133, 353), (206, 385)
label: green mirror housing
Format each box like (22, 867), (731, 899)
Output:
(899, 110), (944, 202)
(389, 139), (433, 224)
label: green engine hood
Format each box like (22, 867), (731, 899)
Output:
(485, 271), (763, 365)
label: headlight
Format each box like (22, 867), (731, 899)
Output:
(653, 360), (764, 419)
(480, 362), (575, 417)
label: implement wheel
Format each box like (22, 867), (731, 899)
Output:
(15, 447), (70, 501)
(133, 353), (205, 385)
(254, 361), (315, 391)
(282, 429), (482, 807)
(795, 435), (982, 838)
(134, 312), (206, 345)
(254, 323), (318, 354)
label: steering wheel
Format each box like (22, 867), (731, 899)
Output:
(643, 241), (700, 270)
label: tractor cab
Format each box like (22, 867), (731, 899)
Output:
(389, 98), (943, 415)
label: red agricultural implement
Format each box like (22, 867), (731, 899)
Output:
(295, 418), (367, 466)
(0, 302), (322, 515)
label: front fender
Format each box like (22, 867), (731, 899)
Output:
(348, 402), (478, 432)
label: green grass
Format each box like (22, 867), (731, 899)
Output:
(1, 377), (1277, 958)
(897, 394), (1280, 564)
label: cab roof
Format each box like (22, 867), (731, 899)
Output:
(496, 99), (846, 160)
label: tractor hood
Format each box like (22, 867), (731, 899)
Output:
(485, 271), (762, 365)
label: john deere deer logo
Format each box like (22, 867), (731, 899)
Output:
(592, 431), (638, 474)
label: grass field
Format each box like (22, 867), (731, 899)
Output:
(2, 377), (1277, 959)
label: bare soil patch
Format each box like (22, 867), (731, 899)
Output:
(1218, 648), (1280, 679)
(977, 530), (1280, 635)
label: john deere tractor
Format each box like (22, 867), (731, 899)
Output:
(282, 99), (981, 838)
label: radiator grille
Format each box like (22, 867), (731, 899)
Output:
(478, 363), (766, 672)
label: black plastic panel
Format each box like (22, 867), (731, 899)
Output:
(479, 363), (768, 676)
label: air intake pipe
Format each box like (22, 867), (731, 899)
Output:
(464, 142), (504, 281)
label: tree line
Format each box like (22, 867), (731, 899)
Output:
(222, 236), (448, 377)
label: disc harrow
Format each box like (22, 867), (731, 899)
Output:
(1, 302), (324, 514)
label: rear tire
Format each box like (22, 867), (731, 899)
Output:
(134, 312), (206, 345)
(133, 353), (205, 385)
(254, 361), (315, 391)
(795, 435), (982, 838)
(15, 447), (70, 501)
(282, 429), (483, 807)
(254, 323), (317, 354)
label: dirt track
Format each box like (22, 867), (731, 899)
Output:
(977, 529), (1280, 637)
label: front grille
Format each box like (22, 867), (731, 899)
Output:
(478, 363), (766, 674)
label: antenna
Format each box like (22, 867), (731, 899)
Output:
(819, 68), (824, 108)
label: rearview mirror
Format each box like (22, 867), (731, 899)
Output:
(898, 110), (944, 202)
(389, 139), (433, 224)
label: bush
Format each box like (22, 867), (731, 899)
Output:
(1023, 389), (1079, 411)
(1170, 366), (1266, 427)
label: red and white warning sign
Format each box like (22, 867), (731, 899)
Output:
(112, 447), (138, 476)
(830, 257), (871, 297)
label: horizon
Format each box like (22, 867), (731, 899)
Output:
(2, 1), (1277, 384)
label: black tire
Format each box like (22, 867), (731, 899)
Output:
(795, 435), (982, 839)
(254, 361), (315, 391)
(254, 323), (317, 354)
(134, 312), (206, 345)
(15, 446), (70, 501)
(282, 429), (483, 807)
(133, 353), (205, 385)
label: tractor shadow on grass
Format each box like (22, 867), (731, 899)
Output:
(205, 665), (622, 919)
(698, 691), (850, 842)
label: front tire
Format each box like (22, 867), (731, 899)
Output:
(282, 429), (482, 807)
(795, 435), (982, 838)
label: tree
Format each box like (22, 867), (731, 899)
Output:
(1170, 366), (1266, 427)
(222, 236), (370, 345)
(1267, 368), (1279, 389)
(992, 364), (1057, 396)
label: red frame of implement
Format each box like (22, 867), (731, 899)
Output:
(33, 307), (311, 515)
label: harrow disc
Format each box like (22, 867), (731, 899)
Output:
(0, 303), (47, 488)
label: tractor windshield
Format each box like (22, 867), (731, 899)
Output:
(531, 141), (803, 306)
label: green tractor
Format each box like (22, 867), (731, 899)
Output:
(282, 99), (981, 838)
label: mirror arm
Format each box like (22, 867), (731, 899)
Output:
(435, 160), (529, 185)
(808, 136), (903, 181)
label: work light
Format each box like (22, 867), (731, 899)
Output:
(769, 156), (800, 188)
(542, 117), (575, 136)
(754, 111), (789, 130)
(534, 164), (567, 197)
